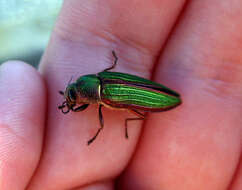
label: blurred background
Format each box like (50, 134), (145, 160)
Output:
(0, 0), (63, 67)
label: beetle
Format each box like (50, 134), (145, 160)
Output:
(58, 51), (182, 145)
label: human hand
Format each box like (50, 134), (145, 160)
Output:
(0, 0), (241, 189)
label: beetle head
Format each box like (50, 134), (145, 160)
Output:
(58, 83), (78, 114)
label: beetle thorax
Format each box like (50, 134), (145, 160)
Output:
(75, 74), (101, 104)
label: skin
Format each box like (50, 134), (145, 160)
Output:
(0, 0), (241, 189)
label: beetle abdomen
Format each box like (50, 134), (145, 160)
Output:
(101, 83), (181, 111)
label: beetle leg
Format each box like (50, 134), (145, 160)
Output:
(125, 109), (145, 139)
(87, 105), (104, 145)
(61, 108), (70, 114)
(58, 104), (65, 110)
(103, 50), (118, 72)
(58, 101), (70, 114)
(72, 104), (89, 112)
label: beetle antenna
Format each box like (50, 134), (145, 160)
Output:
(59, 76), (73, 97)
(59, 91), (64, 95)
(68, 76), (73, 85)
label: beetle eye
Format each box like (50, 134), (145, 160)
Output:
(68, 89), (76, 101)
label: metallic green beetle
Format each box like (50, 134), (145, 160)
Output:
(58, 51), (182, 145)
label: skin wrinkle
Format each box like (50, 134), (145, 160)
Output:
(47, 33), (154, 82)
(55, 0), (184, 58)
(160, 24), (242, 102)
(162, 59), (242, 102)
(0, 122), (30, 147)
(189, 59), (242, 102)
(0, 102), (42, 147)
(45, 28), (153, 81)
(57, 23), (154, 56)
(198, 58), (242, 86)
(55, 24), (155, 74)
(56, 1), (155, 54)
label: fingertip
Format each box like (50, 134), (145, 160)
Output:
(0, 60), (43, 85)
(0, 60), (46, 108)
(0, 60), (46, 189)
